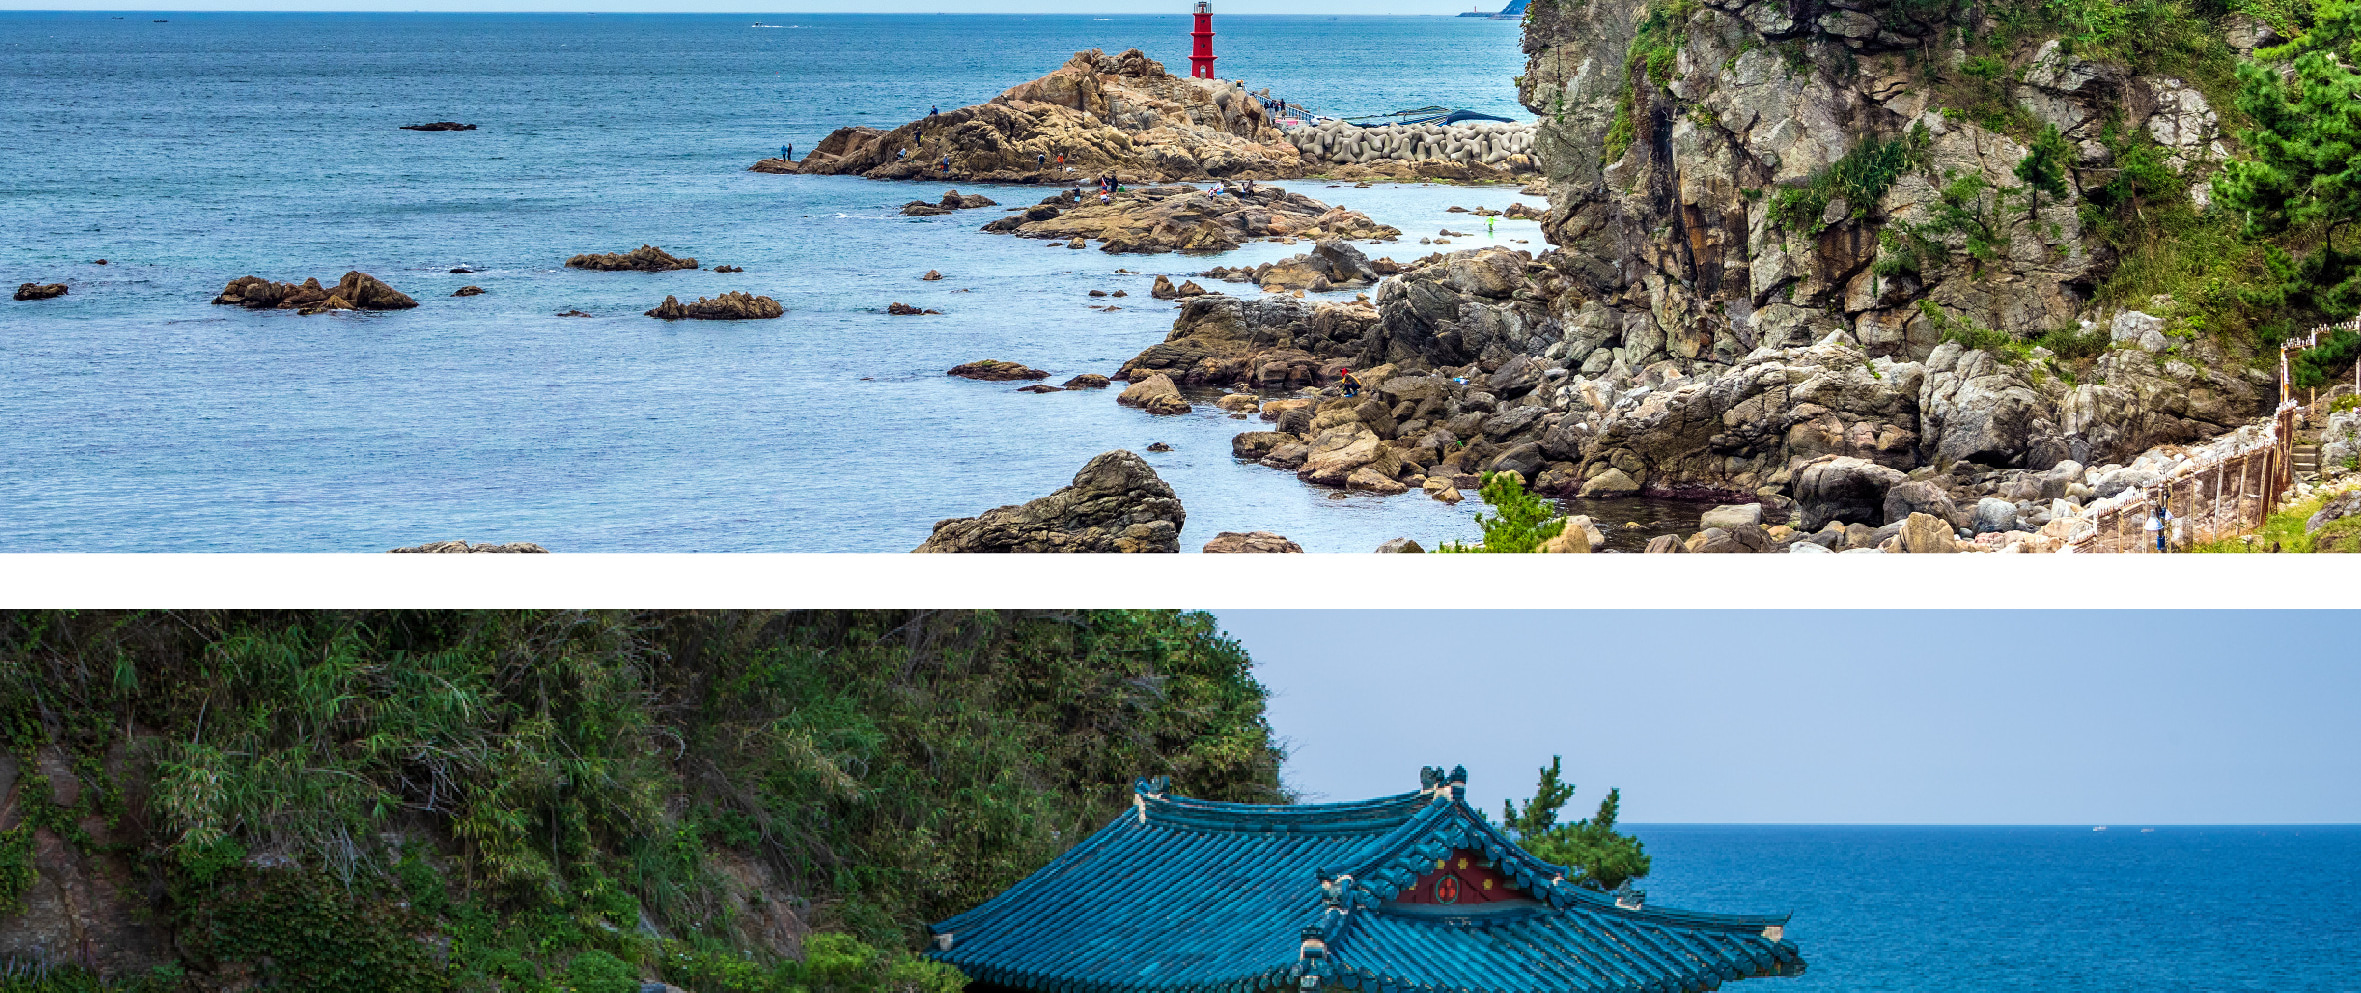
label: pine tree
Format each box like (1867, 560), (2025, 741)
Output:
(1438, 471), (1565, 552)
(2216, 0), (2361, 319)
(1500, 757), (1653, 891)
(2014, 123), (2072, 222)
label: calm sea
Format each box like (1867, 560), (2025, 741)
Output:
(0, 12), (1712, 552)
(1632, 824), (2359, 993)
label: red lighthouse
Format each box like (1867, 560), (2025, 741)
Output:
(1189, 2), (1217, 79)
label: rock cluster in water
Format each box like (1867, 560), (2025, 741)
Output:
(211, 272), (418, 314)
(644, 292), (783, 320)
(768, 49), (1305, 183)
(566, 245), (699, 272)
(902, 190), (1001, 215)
(389, 540), (548, 552)
(400, 122), (476, 131)
(980, 185), (1397, 254)
(15, 282), (67, 301)
(1202, 531), (1304, 553)
(914, 450), (1185, 552)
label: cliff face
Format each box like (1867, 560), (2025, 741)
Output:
(1515, 0), (2222, 350)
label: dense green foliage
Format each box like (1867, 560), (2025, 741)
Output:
(2292, 328), (2361, 387)
(0, 611), (1285, 993)
(1438, 472), (1567, 552)
(1498, 758), (1652, 892)
(2217, 0), (2361, 322)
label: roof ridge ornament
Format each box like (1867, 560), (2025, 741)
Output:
(1612, 880), (1646, 911)
(1133, 775), (1170, 824)
(1417, 765), (1468, 799)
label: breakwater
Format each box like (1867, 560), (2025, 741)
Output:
(1284, 119), (1538, 170)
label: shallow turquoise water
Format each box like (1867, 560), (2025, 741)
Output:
(0, 12), (1580, 551)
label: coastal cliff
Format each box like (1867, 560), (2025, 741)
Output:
(0, 611), (1281, 990)
(1116, 0), (2348, 539)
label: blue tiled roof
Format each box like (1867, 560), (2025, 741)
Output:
(929, 770), (1804, 993)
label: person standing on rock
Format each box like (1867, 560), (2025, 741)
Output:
(782, 143), (793, 160)
(1038, 152), (1048, 171)
(1487, 215), (1495, 239)
(941, 154), (952, 175)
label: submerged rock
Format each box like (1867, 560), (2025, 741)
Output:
(985, 186), (1398, 254)
(886, 302), (943, 315)
(644, 292), (784, 320)
(948, 360), (1050, 381)
(451, 285), (485, 297)
(565, 245), (699, 272)
(400, 121), (476, 131)
(915, 450), (1185, 552)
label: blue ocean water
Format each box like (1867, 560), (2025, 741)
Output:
(1631, 824), (2359, 993)
(0, 12), (1694, 552)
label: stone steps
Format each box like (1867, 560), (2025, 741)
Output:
(2293, 443), (2322, 479)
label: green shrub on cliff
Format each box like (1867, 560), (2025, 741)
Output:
(0, 611), (1284, 993)
(1438, 472), (1566, 552)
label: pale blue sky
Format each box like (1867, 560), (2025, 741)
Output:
(1218, 611), (2361, 825)
(4, 3), (1503, 12)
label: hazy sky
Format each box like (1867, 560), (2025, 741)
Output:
(3, 3), (1502, 12)
(1217, 611), (2361, 825)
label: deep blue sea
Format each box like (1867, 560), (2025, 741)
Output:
(0, 11), (1708, 552)
(1631, 824), (2359, 993)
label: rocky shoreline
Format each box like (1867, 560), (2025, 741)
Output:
(979, 185), (1399, 254)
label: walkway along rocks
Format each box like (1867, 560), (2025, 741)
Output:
(914, 450), (1185, 552)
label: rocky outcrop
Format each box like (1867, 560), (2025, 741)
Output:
(902, 189), (1001, 215)
(914, 450), (1184, 552)
(15, 282), (67, 301)
(401, 121), (476, 131)
(0, 750), (175, 977)
(389, 540), (550, 552)
(886, 302), (942, 315)
(948, 360), (1050, 381)
(979, 186), (1398, 254)
(211, 271), (418, 314)
(1202, 531), (1304, 552)
(786, 49), (1304, 183)
(1200, 240), (1385, 292)
(452, 285), (484, 296)
(566, 245), (698, 272)
(645, 292), (784, 320)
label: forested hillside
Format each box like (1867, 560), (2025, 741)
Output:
(0, 611), (1284, 993)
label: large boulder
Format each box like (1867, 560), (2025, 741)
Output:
(1883, 480), (1963, 527)
(14, 282), (67, 301)
(1118, 373), (1192, 415)
(1792, 456), (1908, 530)
(914, 450), (1184, 552)
(1202, 531), (1304, 552)
(947, 360), (1050, 381)
(1896, 512), (1961, 553)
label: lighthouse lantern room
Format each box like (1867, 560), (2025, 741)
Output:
(1189, 2), (1218, 79)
